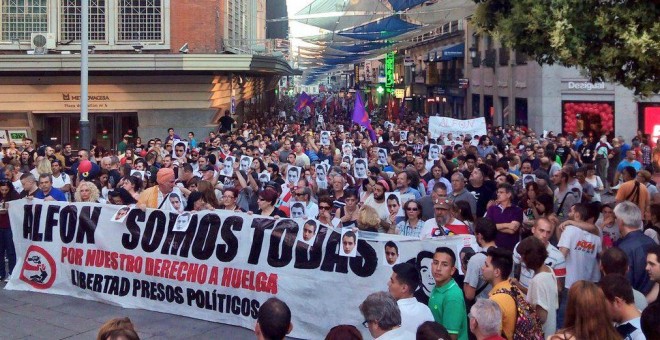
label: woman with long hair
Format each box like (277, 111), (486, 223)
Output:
(121, 176), (143, 201)
(196, 180), (221, 209)
(550, 280), (620, 340)
(19, 150), (33, 173)
(395, 200), (424, 237)
(644, 203), (660, 244)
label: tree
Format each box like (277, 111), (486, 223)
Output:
(472, 0), (659, 95)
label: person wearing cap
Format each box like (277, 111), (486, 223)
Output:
(420, 199), (470, 238)
(137, 168), (183, 211)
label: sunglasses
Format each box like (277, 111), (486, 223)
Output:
(406, 207), (419, 211)
(319, 206), (332, 210)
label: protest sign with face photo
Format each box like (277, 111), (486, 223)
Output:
(315, 164), (327, 183)
(342, 143), (353, 156)
(319, 131), (331, 146)
(239, 155), (252, 173)
(523, 174), (536, 187)
(286, 166), (301, 185)
(258, 172), (270, 187)
(112, 206), (131, 222)
(173, 212), (192, 232)
(428, 144), (441, 160)
(298, 220), (318, 245)
(400, 131), (408, 141)
(289, 202), (306, 219)
(377, 148), (388, 165)
(353, 158), (368, 179)
(384, 241), (399, 266)
(339, 228), (358, 257)
(130, 170), (146, 181)
(221, 156), (235, 177)
(385, 192), (403, 218)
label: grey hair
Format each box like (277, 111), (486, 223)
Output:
(470, 299), (502, 335)
(359, 291), (401, 331)
(613, 201), (643, 229)
(451, 172), (465, 181)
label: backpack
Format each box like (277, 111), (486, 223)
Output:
(494, 285), (544, 340)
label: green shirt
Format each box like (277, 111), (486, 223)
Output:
(428, 278), (468, 340)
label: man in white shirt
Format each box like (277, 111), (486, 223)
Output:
(512, 218), (566, 294)
(387, 263), (434, 333)
(359, 291), (415, 340)
(421, 200), (469, 238)
(51, 160), (72, 201)
(600, 274), (646, 340)
(558, 203), (602, 288)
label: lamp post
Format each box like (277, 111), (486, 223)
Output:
(79, 0), (90, 150)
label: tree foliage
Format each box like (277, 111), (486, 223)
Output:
(472, 0), (659, 95)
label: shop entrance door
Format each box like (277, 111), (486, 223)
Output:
(37, 112), (137, 151)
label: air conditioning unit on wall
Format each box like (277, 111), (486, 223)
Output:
(30, 33), (56, 54)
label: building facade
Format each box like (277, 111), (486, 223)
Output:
(0, 0), (291, 149)
(465, 24), (659, 141)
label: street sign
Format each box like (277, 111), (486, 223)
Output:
(459, 78), (469, 89)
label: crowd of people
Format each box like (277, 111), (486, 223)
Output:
(2, 96), (660, 339)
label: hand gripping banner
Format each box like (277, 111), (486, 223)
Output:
(7, 200), (476, 339)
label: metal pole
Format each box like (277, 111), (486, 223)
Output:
(79, 0), (91, 150)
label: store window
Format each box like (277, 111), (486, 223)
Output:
(562, 101), (615, 138)
(60, 0), (107, 42)
(483, 95), (493, 126)
(1, 0), (48, 41)
(117, 0), (163, 42)
(515, 98), (528, 127)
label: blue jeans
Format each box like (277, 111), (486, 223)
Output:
(556, 288), (568, 329)
(0, 228), (16, 278)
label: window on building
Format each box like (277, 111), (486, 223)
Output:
(117, 0), (163, 42)
(1, 0), (48, 41)
(60, 0), (107, 42)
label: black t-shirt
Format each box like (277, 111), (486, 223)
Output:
(555, 145), (571, 164)
(19, 189), (42, 199)
(579, 143), (595, 164)
(257, 207), (287, 218)
(467, 184), (495, 218)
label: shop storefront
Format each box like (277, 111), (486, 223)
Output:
(0, 54), (291, 150)
(639, 103), (660, 147)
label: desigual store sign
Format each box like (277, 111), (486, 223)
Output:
(562, 80), (614, 92)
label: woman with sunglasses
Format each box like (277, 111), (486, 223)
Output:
(0, 179), (19, 282)
(394, 200), (423, 237)
(254, 188), (286, 218)
(316, 196), (335, 226)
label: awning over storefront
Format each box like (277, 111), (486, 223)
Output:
(441, 43), (464, 61)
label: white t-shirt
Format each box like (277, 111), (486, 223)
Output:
(420, 218), (469, 239)
(464, 251), (491, 300)
(557, 225), (602, 288)
(513, 242), (566, 288)
(397, 297), (435, 334)
(363, 195), (389, 222)
(52, 173), (72, 202)
(526, 270), (558, 337)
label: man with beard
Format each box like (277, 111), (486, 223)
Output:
(421, 200), (470, 238)
(364, 180), (390, 224)
(513, 159), (534, 200)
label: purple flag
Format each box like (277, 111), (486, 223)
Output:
(295, 92), (312, 112)
(352, 92), (377, 141)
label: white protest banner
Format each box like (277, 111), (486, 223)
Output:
(429, 117), (487, 139)
(7, 200), (476, 339)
